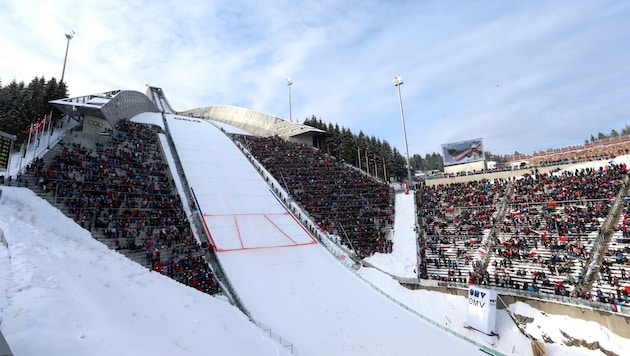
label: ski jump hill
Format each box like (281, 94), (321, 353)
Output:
(47, 87), (491, 354)
(162, 114), (487, 355)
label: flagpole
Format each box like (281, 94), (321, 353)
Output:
(25, 123), (33, 158)
(373, 155), (378, 178)
(17, 124), (31, 174)
(17, 149), (23, 175)
(46, 111), (53, 148)
(382, 157), (387, 182)
(35, 116), (42, 148)
(33, 117), (42, 160)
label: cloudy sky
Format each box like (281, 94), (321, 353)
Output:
(1, 0), (629, 156)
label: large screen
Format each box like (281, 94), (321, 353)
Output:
(441, 138), (484, 166)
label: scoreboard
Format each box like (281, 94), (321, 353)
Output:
(0, 131), (16, 171)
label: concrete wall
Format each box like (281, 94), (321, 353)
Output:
(427, 164), (574, 185)
(444, 160), (486, 175)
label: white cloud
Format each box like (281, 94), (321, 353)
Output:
(1, 0), (629, 156)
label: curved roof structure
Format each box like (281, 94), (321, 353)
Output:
(182, 105), (326, 140)
(50, 89), (159, 128)
(50, 86), (326, 142)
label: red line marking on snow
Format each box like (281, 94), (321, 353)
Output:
(264, 214), (298, 245)
(285, 211), (317, 244)
(203, 212), (317, 252)
(233, 214), (245, 249)
(202, 216), (218, 251)
(204, 212), (288, 217)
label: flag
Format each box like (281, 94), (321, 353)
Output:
(24, 122), (35, 134)
(37, 118), (46, 132)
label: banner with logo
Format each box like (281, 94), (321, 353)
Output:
(467, 285), (497, 336)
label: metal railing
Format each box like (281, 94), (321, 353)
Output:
(397, 277), (629, 315)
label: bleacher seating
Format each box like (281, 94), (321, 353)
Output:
(418, 162), (630, 307)
(235, 135), (394, 258)
(415, 178), (509, 283)
(600, 198), (630, 304)
(11, 115), (630, 311)
(21, 119), (219, 296)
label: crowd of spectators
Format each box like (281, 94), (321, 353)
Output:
(417, 159), (630, 306)
(12, 116), (630, 310)
(234, 135), (630, 307)
(489, 165), (626, 300)
(600, 198), (630, 304)
(23, 119), (219, 295)
(514, 137), (630, 167)
(235, 135), (394, 258)
(415, 178), (509, 281)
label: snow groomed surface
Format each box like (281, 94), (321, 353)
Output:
(165, 114), (486, 355)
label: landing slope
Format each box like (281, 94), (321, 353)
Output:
(166, 115), (485, 355)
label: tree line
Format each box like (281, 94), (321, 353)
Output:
(0, 76), (67, 142)
(0, 75), (442, 182)
(303, 116), (444, 182)
(0, 75), (448, 180)
(586, 128), (630, 144)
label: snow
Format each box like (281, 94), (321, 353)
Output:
(0, 187), (288, 356)
(165, 115), (483, 355)
(1, 112), (630, 355)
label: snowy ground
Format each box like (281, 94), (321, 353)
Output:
(0, 187), (290, 356)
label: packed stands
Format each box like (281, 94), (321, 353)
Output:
(601, 198), (630, 304)
(417, 158), (630, 308)
(415, 178), (510, 282)
(513, 137), (630, 167)
(487, 165), (627, 298)
(232, 132), (630, 309)
(234, 135), (394, 258)
(10, 112), (630, 313)
(21, 119), (220, 296)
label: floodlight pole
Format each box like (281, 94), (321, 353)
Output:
(60, 30), (75, 83)
(393, 74), (413, 188)
(287, 77), (293, 122)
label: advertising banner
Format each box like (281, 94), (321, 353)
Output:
(441, 138), (484, 166)
(467, 285), (497, 336)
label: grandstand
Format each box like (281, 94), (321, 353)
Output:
(415, 156), (630, 310)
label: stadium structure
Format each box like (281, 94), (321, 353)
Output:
(49, 86), (327, 146)
(5, 85), (627, 355)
